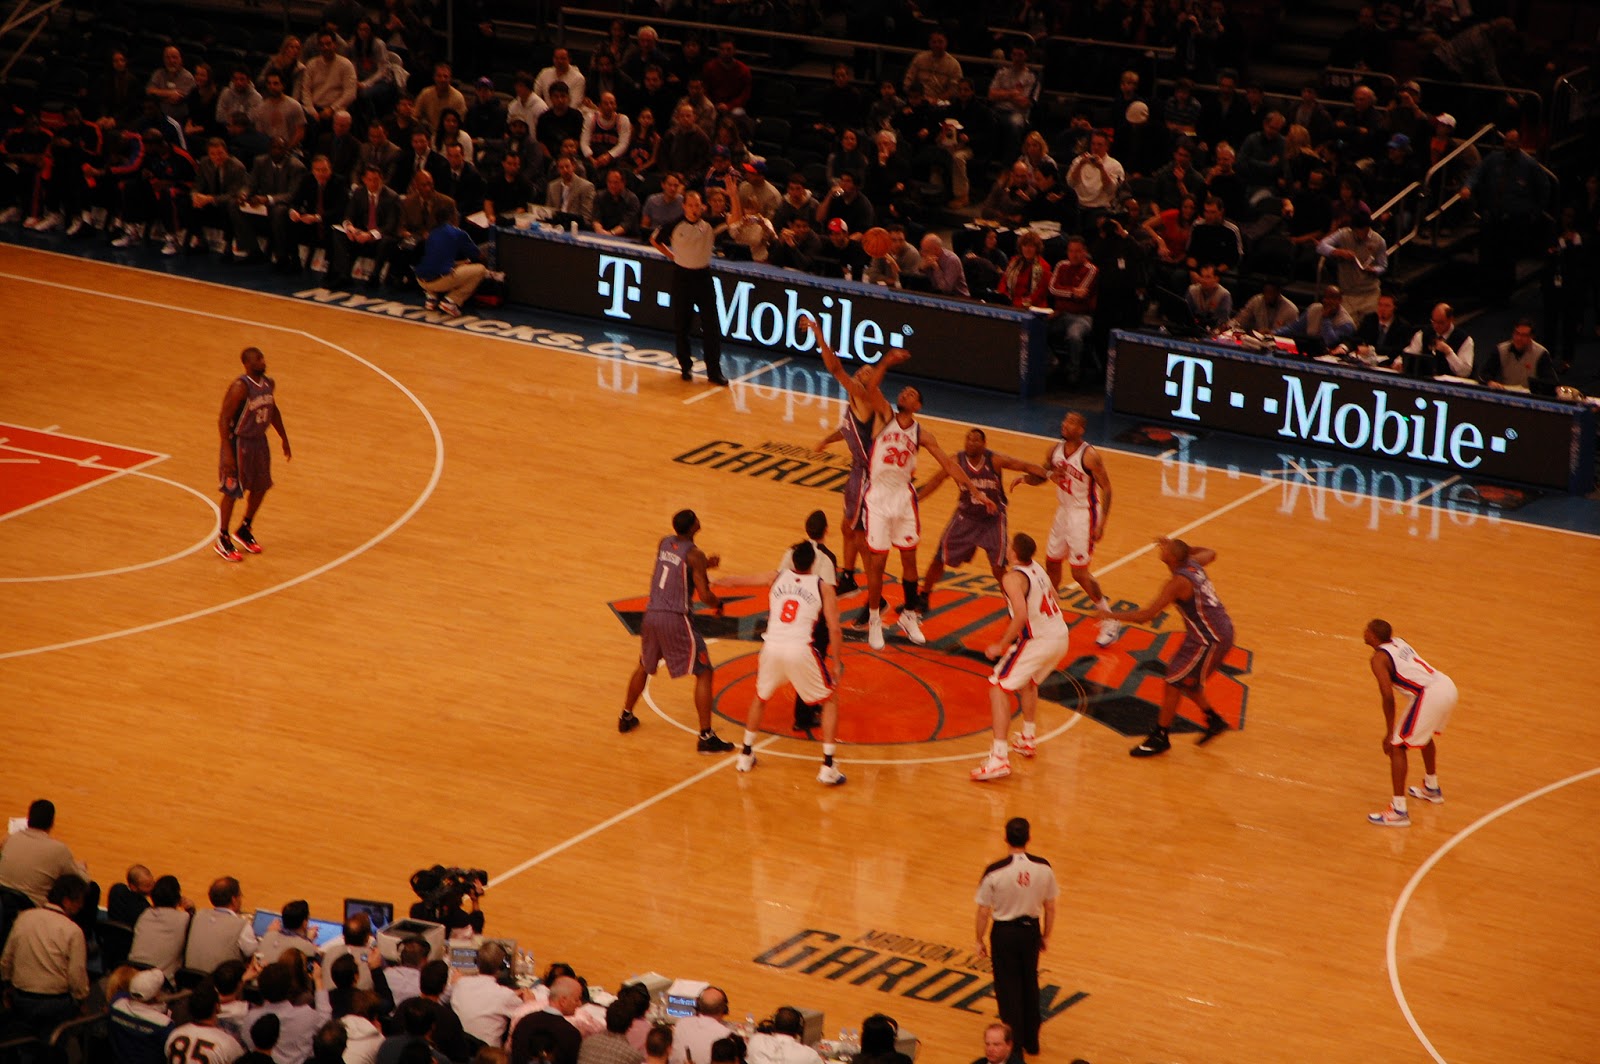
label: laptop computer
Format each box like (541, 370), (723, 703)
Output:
(344, 898), (394, 933)
(251, 909), (344, 947)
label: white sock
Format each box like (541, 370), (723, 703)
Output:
(1095, 597), (1111, 613)
(1021, 721), (1036, 738)
(742, 730), (757, 749)
(1392, 795), (1408, 814)
(823, 743), (837, 757)
(1424, 774), (1439, 789)
(991, 739), (1008, 760)
(869, 608), (881, 624)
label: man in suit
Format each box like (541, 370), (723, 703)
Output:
(185, 137), (248, 254)
(280, 153), (349, 273)
(358, 120), (401, 188)
(436, 143), (484, 219)
(391, 169), (456, 289)
(326, 163), (400, 289)
(544, 154), (594, 228)
(232, 136), (304, 266)
(1353, 292), (1413, 368)
(391, 129), (449, 199)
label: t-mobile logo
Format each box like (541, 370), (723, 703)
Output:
(1165, 353), (1215, 421)
(597, 254), (643, 319)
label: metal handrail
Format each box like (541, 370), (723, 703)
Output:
(1382, 121), (1497, 256)
(1321, 66), (1398, 99)
(1406, 75), (1544, 134)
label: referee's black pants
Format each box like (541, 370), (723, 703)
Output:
(670, 265), (723, 379)
(991, 917), (1043, 1053)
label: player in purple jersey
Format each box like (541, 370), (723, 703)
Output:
(805, 314), (906, 598)
(1101, 538), (1232, 757)
(215, 347), (290, 562)
(917, 429), (1047, 600)
(619, 509), (737, 753)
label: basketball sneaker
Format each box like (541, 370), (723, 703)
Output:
(1130, 728), (1171, 757)
(970, 758), (1011, 782)
(697, 731), (735, 754)
(617, 710), (640, 733)
(736, 752), (757, 773)
(1407, 784), (1444, 804)
(1009, 734), (1037, 758)
(235, 525), (262, 554)
(897, 609), (926, 645)
(816, 764), (846, 786)
(423, 294), (439, 313)
(837, 570), (860, 594)
(0, 207), (19, 224)
(1197, 708), (1228, 745)
(214, 534), (242, 562)
(1095, 618), (1124, 647)
(867, 616), (885, 650)
(1368, 806), (1411, 827)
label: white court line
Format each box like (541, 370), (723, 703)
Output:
(0, 470), (220, 583)
(485, 734), (782, 890)
(0, 273), (445, 661)
(1387, 766), (1600, 1064)
(0, 419), (174, 454)
(6, 246), (1595, 544)
(0, 454), (167, 525)
(0, 458), (41, 464)
(683, 356), (795, 404)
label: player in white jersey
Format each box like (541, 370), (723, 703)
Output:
(1364, 618), (1458, 827)
(737, 541), (846, 784)
(859, 372), (993, 651)
(972, 533), (1072, 781)
(1012, 411), (1120, 647)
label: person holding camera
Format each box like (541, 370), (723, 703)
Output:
(409, 867), (487, 935)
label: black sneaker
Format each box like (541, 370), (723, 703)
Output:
(1130, 729), (1171, 758)
(837, 570), (860, 595)
(1197, 709), (1229, 745)
(618, 711), (641, 733)
(697, 731), (735, 753)
(235, 524), (262, 554)
(707, 375), (730, 387)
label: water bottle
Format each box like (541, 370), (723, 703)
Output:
(745, 1014), (756, 1037)
(843, 265), (853, 281)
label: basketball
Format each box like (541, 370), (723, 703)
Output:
(862, 226), (892, 258)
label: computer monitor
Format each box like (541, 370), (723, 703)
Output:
(344, 899), (394, 933)
(252, 909), (279, 938)
(251, 909), (344, 947)
(447, 939), (517, 974)
(1152, 286), (1208, 338)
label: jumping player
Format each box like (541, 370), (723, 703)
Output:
(1012, 412), (1119, 647)
(618, 509), (737, 754)
(1102, 538), (1232, 757)
(804, 315), (904, 596)
(1363, 619), (1456, 827)
(216, 346), (290, 561)
(972, 533), (1073, 782)
(918, 429), (1047, 601)
(859, 373), (993, 650)
(736, 541), (847, 785)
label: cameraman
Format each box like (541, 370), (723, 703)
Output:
(409, 868), (486, 935)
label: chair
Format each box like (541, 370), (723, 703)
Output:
(753, 116), (791, 146)
(0, 887), (33, 951)
(95, 919), (135, 972)
(802, 161), (828, 194)
(762, 155), (794, 186)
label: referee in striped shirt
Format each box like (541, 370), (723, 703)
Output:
(975, 817), (1058, 1056)
(650, 187), (729, 386)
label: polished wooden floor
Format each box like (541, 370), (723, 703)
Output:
(3, 245), (1597, 1064)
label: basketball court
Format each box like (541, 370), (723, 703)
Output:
(3, 242), (1597, 1063)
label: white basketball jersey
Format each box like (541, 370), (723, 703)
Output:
(765, 572), (824, 646)
(1049, 440), (1098, 515)
(1380, 637), (1448, 690)
(870, 417), (920, 492)
(1014, 560), (1068, 638)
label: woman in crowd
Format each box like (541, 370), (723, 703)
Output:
(258, 36), (305, 96)
(997, 229), (1052, 309)
(827, 128), (868, 184)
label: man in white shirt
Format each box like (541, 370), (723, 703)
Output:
(667, 987), (732, 1064)
(534, 49), (586, 109)
(1066, 130), (1125, 214)
(449, 943), (528, 1048)
(185, 877), (259, 973)
(506, 73), (547, 131)
(746, 1008), (821, 1064)
(377, 938), (429, 1008)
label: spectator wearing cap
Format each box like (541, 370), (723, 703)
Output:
(1317, 210), (1387, 318)
(737, 161), (780, 218)
(112, 969), (178, 1064)
(813, 216), (869, 280)
(0, 873), (92, 1037)
(128, 875), (195, 980)
(416, 64), (467, 134)
(1370, 133), (1421, 225)
(703, 40), (751, 117)
(536, 49), (586, 109)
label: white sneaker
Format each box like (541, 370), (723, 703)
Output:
(65, 218), (85, 237)
(34, 212), (62, 232)
(970, 758), (1011, 781)
(816, 764), (847, 786)
(1009, 734), (1037, 758)
(867, 617), (885, 650)
(0, 207), (19, 224)
(111, 227), (139, 247)
(1407, 784), (1444, 804)
(1096, 618), (1124, 647)
(1367, 806), (1410, 827)
(735, 752), (756, 773)
(21, 215), (41, 229)
(897, 609), (926, 644)
(162, 236), (180, 256)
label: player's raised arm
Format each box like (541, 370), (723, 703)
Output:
(984, 569), (1030, 659)
(1189, 546), (1217, 566)
(687, 546), (724, 612)
(800, 314), (861, 394)
(1102, 573), (1186, 624)
(915, 466), (950, 501)
(922, 428), (996, 513)
(993, 452), (1049, 482)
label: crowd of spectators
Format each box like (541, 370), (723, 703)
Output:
(0, 0), (1592, 384)
(5, 800), (1072, 1064)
